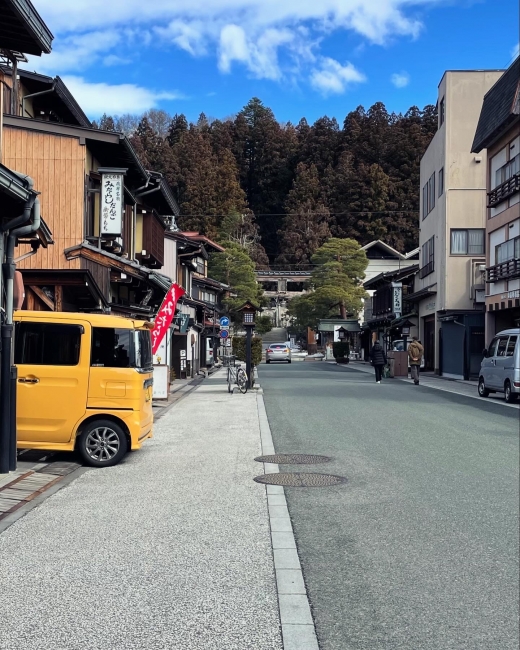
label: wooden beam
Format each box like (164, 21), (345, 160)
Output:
(68, 247), (143, 279)
(54, 285), (63, 311)
(29, 286), (55, 311)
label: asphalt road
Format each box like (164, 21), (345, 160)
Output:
(259, 361), (520, 650)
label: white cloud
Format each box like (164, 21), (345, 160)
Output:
(103, 54), (132, 67)
(310, 57), (366, 95)
(155, 20), (208, 56)
(391, 71), (410, 88)
(61, 76), (182, 117)
(28, 31), (121, 74)
(218, 25), (294, 80)
(30, 0), (439, 93)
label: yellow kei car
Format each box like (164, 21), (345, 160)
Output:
(14, 311), (154, 467)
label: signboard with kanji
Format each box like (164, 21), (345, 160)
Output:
(100, 168), (126, 236)
(151, 283), (186, 354)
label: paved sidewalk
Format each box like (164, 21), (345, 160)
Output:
(336, 361), (519, 408)
(0, 373), (282, 650)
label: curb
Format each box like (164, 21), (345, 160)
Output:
(256, 392), (319, 650)
(0, 465), (89, 535)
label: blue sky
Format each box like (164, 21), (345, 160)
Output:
(29, 0), (519, 125)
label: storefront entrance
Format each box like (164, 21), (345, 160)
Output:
(423, 316), (435, 371)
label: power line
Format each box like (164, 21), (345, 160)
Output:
(177, 209), (420, 218)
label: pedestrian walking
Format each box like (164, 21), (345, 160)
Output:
(408, 337), (424, 385)
(370, 341), (387, 384)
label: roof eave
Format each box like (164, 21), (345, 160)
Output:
(4, 0), (54, 55)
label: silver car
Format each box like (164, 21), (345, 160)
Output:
(479, 328), (520, 403)
(266, 343), (292, 364)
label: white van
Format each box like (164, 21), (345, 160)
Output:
(478, 328), (520, 403)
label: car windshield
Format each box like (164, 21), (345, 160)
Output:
(270, 344), (287, 349)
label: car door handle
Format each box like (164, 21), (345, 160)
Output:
(18, 377), (40, 384)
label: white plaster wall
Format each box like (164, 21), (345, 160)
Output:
(161, 238), (177, 283)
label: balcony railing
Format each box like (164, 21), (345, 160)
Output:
(486, 258), (520, 283)
(488, 173), (520, 208)
(419, 262), (434, 279)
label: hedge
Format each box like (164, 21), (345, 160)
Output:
(333, 341), (350, 359)
(232, 336), (263, 367)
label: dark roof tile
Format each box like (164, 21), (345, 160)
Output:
(472, 58), (520, 152)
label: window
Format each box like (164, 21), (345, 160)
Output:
(450, 229), (485, 255)
(496, 337), (508, 357)
(15, 322), (81, 366)
(202, 291), (216, 304)
(91, 328), (133, 368)
(422, 173), (436, 219)
(193, 257), (205, 275)
(439, 97), (445, 127)
(438, 167), (444, 196)
(495, 236), (520, 264)
(506, 336), (517, 357)
(495, 153), (520, 187)
(420, 236), (435, 278)
(135, 331), (153, 371)
(488, 338), (499, 357)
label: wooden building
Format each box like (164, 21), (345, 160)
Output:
(1, 67), (178, 318)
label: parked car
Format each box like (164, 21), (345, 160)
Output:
(478, 328), (520, 403)
(14, 310), (154, 467)
(266, 343), (292, 364)
(392, 339), (425, 369)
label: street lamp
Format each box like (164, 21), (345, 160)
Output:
(237, 301), (258, 389)
(337, 326), (348, 341)
(399, 319), (414, 352)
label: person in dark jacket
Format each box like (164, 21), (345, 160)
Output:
(370, 341), (387, 383)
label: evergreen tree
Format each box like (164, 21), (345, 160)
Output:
(207, 241), (264, 320)
(98, 113), (116, 131)
(288, 238), (368, 328)
(275, 163), (331, 268)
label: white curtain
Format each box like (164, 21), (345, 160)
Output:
(451, 230), (467, 254)
(468, 229), (484, 255)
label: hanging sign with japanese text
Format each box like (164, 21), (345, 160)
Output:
(151, 283), (186, 354)
(99, 168), (126, 236)
(391, 282), (403, 319)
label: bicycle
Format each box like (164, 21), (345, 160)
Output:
(224, 356), (248, 394)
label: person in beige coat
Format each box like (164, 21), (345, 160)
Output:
(408, 337), (424, 385)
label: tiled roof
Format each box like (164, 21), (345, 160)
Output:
(472, 58), (519, 152)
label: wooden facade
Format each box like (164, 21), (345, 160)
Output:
(3, 127), (84, 271)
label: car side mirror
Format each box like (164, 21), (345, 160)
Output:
(482, 348), (488, 358)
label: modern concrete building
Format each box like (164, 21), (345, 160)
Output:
(408, 69), (504, 378)
(472, 57), (520, 342)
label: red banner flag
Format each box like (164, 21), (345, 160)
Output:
(151, 283), (186, 355)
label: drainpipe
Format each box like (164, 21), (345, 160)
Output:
(0, 177), (37, 473)
(21, 83), (56, 119)
(135, 185), (160, 199)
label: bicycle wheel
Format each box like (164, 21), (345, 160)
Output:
(227, 368), (233, 393)
(236, 368), (248, 394)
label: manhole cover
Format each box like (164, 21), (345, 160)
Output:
(253, 473), (347, 487)
(255, 454), (332, 465)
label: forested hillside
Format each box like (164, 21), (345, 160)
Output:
(94, 99), (437, 267)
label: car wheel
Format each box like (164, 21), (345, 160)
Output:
(478, 377), (489, 398)
(288, 359), (291, 364)
(504, 381), (517, 403)
(266, 359), (270, 364)
(77, 419), (128, 467)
